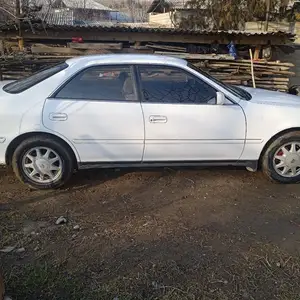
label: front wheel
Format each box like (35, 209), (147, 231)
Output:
(262, 132), (300, 183)
(12, 136), (75, 189)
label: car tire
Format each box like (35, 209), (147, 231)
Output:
(262, 131), (300, 183)
(12, 135), (75, 189)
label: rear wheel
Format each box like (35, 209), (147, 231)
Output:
(262, 132), (300, 183)
(12, 136), (75, 189)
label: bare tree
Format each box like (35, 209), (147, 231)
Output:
(178, 0), (294, 30)
(108, 0), (148, 22)
(0, 0), (17, 22)
(0, 0), (45, 23)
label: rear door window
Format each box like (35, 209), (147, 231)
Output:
(54, 65), (137, 101)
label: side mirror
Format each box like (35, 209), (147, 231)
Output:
(216, 92), (226, 105)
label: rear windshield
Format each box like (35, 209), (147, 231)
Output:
(3, 63), (68, 94)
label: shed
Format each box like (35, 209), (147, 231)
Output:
(0, 24), (294, 47)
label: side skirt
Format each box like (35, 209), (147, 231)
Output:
(78, 160), (258, 171)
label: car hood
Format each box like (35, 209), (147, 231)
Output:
(239, 86), (300, 107)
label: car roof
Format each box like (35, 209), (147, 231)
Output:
(66, 54), (188, 68)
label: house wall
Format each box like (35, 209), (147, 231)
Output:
(149, 10), (211, 29)
(149, 12), (174, 27)
(245, 21), (293, 33)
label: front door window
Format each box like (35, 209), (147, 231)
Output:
(137, 65), (216, 104)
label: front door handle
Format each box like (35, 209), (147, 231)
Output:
(149, 115), (167, 123)
(49, 113), (68, 121)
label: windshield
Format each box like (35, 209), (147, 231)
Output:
(3, 63), (68, 94)
(188, 63), (252, 101)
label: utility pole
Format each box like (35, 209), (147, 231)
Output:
(15, 0), (23, 51)
(264, 0), (271, 31)
(15, 0), (21, 17)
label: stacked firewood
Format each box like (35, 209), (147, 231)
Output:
(0, 56), (65, 80)
(194, 60), (294, 92)
(0, 47), (295, 92)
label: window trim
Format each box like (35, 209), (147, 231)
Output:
(3, 63), (69, 94)
(135, 64), (219, 105)
(50, 64), (139, 103)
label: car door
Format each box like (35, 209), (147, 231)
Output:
(137, 64), (246, 162)
(42, 65), (144, 162)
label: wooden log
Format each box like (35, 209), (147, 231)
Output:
(68, 42), (123, 50)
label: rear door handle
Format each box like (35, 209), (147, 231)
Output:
(49, 113), (68, 121)
(149, 115), (167, 123)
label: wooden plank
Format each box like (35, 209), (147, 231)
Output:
(238, 59), (294, 67)
(222, 80), (242, 84)
(256, 84), (288, 89)
(68, 42), (123, 50)
(255, 77), (289, 81)
(1, 55), (72, 60)
(204, 59), (294, 68)
(31, 44), (83, 55)
(256, 70), (295, 75)
(254, 46), (261, 60)
(147, 44), (186, 52)
(154, 51), (235, 60)
(207, 62), (291, 71)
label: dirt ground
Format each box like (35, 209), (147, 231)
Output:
(1, 166), (300, 300)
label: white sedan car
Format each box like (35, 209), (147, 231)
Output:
(0, 54), (300, 189)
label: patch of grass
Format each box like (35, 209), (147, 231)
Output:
(6, 263), (88, 300)
(3, 245), (300, 300)
(3, 262), (199, 300)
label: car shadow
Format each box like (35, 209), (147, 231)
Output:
(0, 166), (252, 211)
(1, 168), (128, 210)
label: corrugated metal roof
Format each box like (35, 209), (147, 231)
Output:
(40, 10), (75, 25)
(0, 22), (295, 41)
(52, 0), (113, 10)
(32, 24), (295, 38)
(37, 9), (132, 25)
